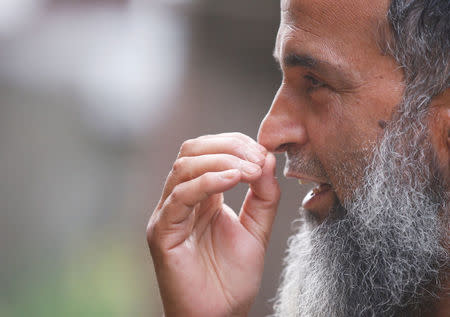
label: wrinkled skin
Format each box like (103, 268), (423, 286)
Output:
(259, 0), (404, 203)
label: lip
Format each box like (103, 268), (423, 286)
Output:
(284, 170), (329, 185)
(302, 184), (333, 208)
(285, 170), (337, 222)
(302, 185), (337, 222)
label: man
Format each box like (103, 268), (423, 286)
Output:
(147, 0), (449, 316)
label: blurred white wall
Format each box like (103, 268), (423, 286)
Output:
(0, 0), (43, 36)
(0, 0), (188, 142)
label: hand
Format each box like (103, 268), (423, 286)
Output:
(146, 133), (280, 317)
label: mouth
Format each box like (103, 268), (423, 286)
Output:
(295, 177), (338, 221)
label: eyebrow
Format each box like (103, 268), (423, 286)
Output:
(273, 50), (356, 86)
(274, 50), (331, 72)
(282, 53), (317, 68)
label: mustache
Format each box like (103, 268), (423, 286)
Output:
(284, 149), (328, 181)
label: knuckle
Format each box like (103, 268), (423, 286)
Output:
(172, 157), (186, 174)
(179, 139), (194, 155)
(146, 216), (159, 248)
(146, 221), (155, 244)
(170, 185), (183, 203)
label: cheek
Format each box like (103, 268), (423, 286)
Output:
(327, 145), (372, 203)
(306, 90), (394, 202)
(309, 90), (343, 119)
(309, 92), (367, 160)
(310, 108), (376, 202)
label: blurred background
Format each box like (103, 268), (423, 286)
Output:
(0, 0), (310, 316)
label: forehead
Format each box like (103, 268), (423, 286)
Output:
(280, 0), (388, 28)
(276, 0), (390, 72)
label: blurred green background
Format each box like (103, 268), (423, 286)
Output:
(0, 1), (309, 316)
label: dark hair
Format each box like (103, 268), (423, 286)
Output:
(386, 0), (449, 113)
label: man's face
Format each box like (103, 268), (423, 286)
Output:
(258, 0), (448, 316)
(258, 0), (403, 214)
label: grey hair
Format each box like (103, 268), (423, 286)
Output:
(362, 0), (450, 311)
(386, 0), (449, 114)
(383, 0), (449, 245)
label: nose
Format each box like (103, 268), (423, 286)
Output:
(257, 86), (308, 152)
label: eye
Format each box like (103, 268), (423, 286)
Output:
(304, 75), (325, 90)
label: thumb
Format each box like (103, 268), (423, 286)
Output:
(239, 152), (280, 249)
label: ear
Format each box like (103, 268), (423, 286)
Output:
(428, 88), (450, 180)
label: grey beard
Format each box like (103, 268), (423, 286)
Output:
(272, 113), (449, 316)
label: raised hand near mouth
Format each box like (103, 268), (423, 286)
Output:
(146, 132), (280, 317)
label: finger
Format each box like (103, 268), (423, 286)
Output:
(239, 152), (280, 249)
(160, 169), (241, 228)
(160, 154), (262, 206)
(179, 136), (267, 165)
(201, 132), (267, 150)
